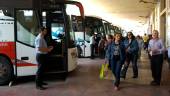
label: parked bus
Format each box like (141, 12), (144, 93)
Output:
(74, 16), (124, 57)
(74, 16), (113, 57)
(0, 0), (84, 85)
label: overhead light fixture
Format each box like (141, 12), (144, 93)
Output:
(23, 10), (33, 16)
(139, 15), (149, 18)
(139, 0), (157, 4)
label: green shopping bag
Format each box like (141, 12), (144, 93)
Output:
(99, 63), (115, 80)
(100, 64), (106, 79)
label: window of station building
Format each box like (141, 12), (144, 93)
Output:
(16, 10), (39, 47)
(167, 12), (170, 46)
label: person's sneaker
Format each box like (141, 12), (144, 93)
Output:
(36, 86), (47, 90)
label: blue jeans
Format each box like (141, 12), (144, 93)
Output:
(111, 59), (123, 87)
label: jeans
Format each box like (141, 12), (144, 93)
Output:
(111, 59), (122, 87)
(121, 53), (138, 77)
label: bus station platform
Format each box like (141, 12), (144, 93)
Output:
(0, 50), (170, 96)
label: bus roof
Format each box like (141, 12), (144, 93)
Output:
(0, 0), (84, 19)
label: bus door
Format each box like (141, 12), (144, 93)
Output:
(15, 9), (39, 76)
(15, 9), (67, 75)
(42, 10), (67, 73)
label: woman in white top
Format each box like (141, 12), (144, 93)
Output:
(148, 30), (164, 86)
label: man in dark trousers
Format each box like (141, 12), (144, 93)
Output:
(35, 27), (53, 90)
(90, 33), (96, 59)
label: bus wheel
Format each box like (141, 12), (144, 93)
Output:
(0, 56), (13, 85)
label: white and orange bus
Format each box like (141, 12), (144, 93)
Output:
(0, 0), (84, 85)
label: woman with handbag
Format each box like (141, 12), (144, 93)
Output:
(120, 32), (139, 79)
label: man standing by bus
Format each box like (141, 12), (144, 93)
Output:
(90, 33), (96, 59)
(35, 27), (53, 90)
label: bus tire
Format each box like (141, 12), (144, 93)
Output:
(0, 56), (13, 85)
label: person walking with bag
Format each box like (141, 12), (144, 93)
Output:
(105, 33), (126, 91)
(121, 32), (139, 79)
(35, 27), (53, 90)
(148, 30), (164, 86)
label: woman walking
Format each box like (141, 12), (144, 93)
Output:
(121, 32), (139, 79)
(105, 33), (126, 90)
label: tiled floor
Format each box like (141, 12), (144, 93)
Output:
(0, 50), (170, 96)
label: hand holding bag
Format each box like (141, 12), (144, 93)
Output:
(99, 63), (115, 80)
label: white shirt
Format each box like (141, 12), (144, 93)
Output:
(35, 34), (48, 54)
(90, 35), (96, 45)
(148, 38), (164, 55)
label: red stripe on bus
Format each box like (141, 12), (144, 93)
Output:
(17, 63), (37, 67)
(16, 59), (37, 67)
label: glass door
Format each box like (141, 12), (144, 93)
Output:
(41, 10), (67, 73)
